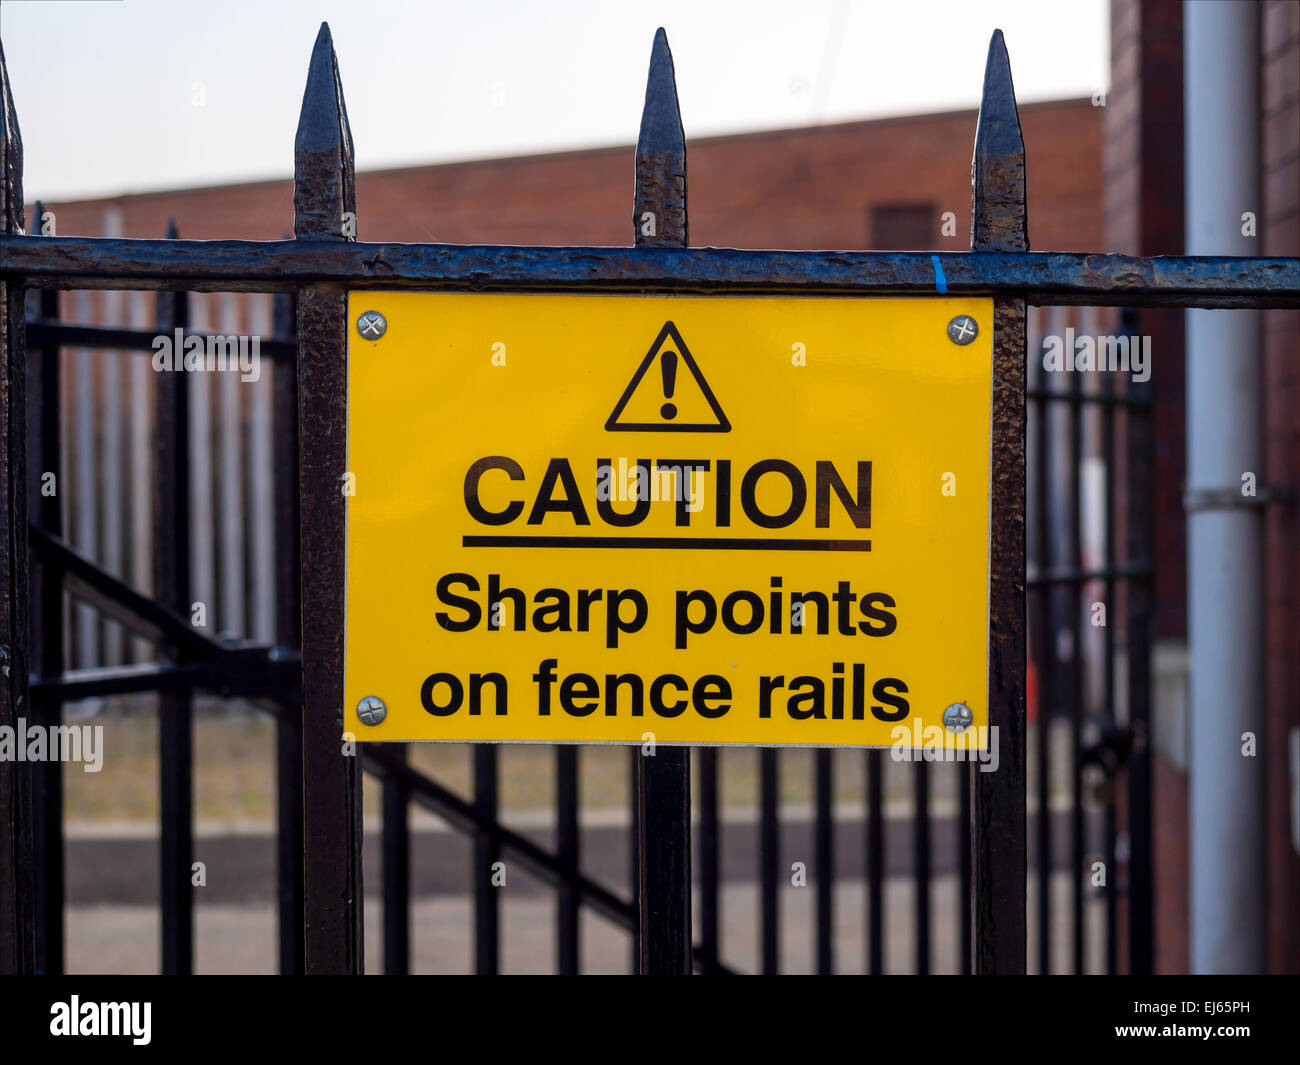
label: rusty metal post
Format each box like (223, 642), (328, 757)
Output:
(0, 38), (34, 976)
(26, 220), (62, 974)
(294, 22), (363, 974)
(970, 28), (1028, 975)
(633, 28), (692, 976)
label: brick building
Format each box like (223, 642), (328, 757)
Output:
(40, 97), (1100, 251)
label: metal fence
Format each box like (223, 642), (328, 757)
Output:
(2, 24), (1295, 975)
(24, 289), (1138, 974)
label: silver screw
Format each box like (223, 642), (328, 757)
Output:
(947, 315), (978, 345)
(943, 702), (973, 733)
(356, 695), (387, 726)
(356, 310), (387, 340)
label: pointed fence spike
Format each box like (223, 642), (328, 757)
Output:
(971, 29), (1027, 252)
(294, 23), (355, 240)
(0, 38), (25, 235)
(970, 28), (1029, 975)
(0, 36), (32, 968)
(293, 21), (364, 972)
(634, 27), (686, 247)
(632, 30), (693, 975)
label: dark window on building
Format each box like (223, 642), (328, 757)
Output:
(869, 203), (936, 250)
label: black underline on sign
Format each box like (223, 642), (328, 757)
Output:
(462, 535), (872, 552)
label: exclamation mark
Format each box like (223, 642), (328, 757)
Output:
(660, 349), (678, 420)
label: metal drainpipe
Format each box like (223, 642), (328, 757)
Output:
(1184, 0), (1266, 973)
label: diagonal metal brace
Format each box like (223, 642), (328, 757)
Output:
(32, 524), (232, 660)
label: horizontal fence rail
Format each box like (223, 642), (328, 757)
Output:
(2, 239), (1296, 307)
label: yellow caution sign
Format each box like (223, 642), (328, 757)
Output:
(344, 293), (993, 749)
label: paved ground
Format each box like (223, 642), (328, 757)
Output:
(63, 809), (1095, 904)
(59, 808), (1108, 974)
(66, 874), (1106, 975)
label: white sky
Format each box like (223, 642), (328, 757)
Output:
(1, 0), (1108, 202)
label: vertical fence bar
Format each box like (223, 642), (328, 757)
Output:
(633, 28), (692, 976)
(1125, 310), (1154, 975)
(188, 294), (213, 642)
(473, 746), (499, 974)
(272, 289), (305, 975)
(1032, 332), (1052, 975)
(1101, 365), (1119, 975)
(382, 744), (409, 974)
(914, 759), (930, 974)
(0, 38), (33, 975)
(970, 28), (1028, 975)
(28, 271), (62, 975)
(866, 749), (883, 974)
(759, 748), (779, 974)
(1069, 363), (1085, 973)
(628, 748), (639, 970)
(248, 296), (275, 646)
(697, 747), (719, 972)
(128, 291), (152, 662)
(813, 748), (832, 974)
(294, 22), (363, 974)
(99, 210), (123, 668)
(958, 760), (971, 974)
(556, 746), (579, 974)
(153, 223), (194, 976)
(71, 290), (95, 673)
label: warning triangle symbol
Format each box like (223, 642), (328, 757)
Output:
(605, 321), (731, 433)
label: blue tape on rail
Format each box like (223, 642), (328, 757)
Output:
(931, 255), (948, 294)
